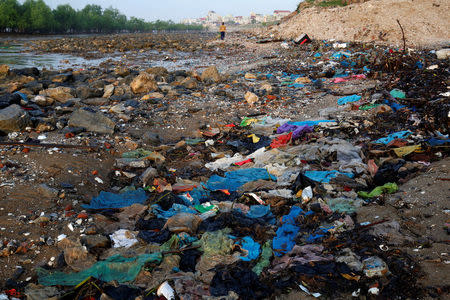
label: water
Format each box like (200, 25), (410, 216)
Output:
(0, 42), (119, 70)
(0, 35), (257, 73)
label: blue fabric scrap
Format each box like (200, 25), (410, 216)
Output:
(151, 203), (197, 219)
(207, 168), (276, 192)
(304, 170), (354, 183)
(288, 120), (335, 127)
(272, 206), (308, 256)
(338, 94), (361, 105)
(247, 205), (276, 225)
(374, 131), (412, 144)
(426, 138), (450, 146)
(83, 189), (147, 209)
(238, 236), (261, 261)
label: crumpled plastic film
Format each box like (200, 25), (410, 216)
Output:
(37, 253), (162, 286)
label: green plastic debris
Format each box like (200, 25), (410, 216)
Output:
(326, 198), (364, 213)
(252, 240), (272, 275)
(358, 183), (398, 199)
(240, 117), (258, 127)
(122, 148), (154, 158)
(185, 138), (204, 145)
(390, 89), (406, 99)
(359, 104), (380, 111)
(160, 235), (180, 252)
(195, 229), (234, 256)
(37, 253), (162, 286)
(194, 203), (217, 213)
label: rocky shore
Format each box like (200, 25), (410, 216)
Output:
(0, 32), (449, 299)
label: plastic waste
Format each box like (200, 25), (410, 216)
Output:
(304, 170), (354, 183)
(301, 186), (313, 203)
(390, 89), (406, 99)
(252, 240), (272, 275)
(236, 236), (260, 261)
(337, 94), (362, 105)
(37, 253), (162, 286)
(276, 123), (313, 140)
(164, 213), (202, 234)
(270, 132), (292, 148)
(362, 256), (389, 277)
(374, 131), (412, 144)
(157, 281), (175, 300)
(273, 206), (308, 256)
(82, 188), (147, 209)
(358, 182), (398, 198)
(207, 168), (276, 192)
(110, 229), (138, 248)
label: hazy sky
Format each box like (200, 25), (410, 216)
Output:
(43, 0), (300, 21)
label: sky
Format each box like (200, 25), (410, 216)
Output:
(42, 0), (300, 22)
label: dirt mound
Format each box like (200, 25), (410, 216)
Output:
(265, 0), (450, 47)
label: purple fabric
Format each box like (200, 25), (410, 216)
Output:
(277, 124), (313, 140)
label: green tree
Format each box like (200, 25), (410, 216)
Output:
(0, 0), (20, 32)
(53, 4), (77, 33)
(79, 4), (103, 32)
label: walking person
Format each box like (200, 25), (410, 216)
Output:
(219, 22), (226, 40)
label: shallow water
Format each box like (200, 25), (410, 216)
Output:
(0, 34), (264, 73)
(0, 42), (119, 70)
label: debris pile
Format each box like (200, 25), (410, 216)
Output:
(0, 34), (449, 299)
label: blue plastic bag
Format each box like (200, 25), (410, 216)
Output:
(374, 131), (411, 144)
(304, 170), (354, 183)
(83, 189), (147, 209)
(337, 95), (361, 105)
(207, 168), (276, 192)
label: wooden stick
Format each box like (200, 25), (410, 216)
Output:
(396, 19), (406, 53)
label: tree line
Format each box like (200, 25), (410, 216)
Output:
(0, 0), (203, 34)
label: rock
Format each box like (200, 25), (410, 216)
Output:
(115, 158), (149, 168)
(260, 83), (273, 94)
(80, 235), (110, 250)
(142, 131), (161, 146)
(40, 87), (75, 103)
(181, 77), (198, 89)
(81, 97), (109, 106)
(141, 167), (158, 185)
(109, 103), (127, 114)
(37, 184), (58, 199)
(374, 104), (392, 114)
(0, 93), (22, 109)
(76, 86), (103, 100)
(103, 84), (115, 98)
(142, 92), (164, 101)
(201, 66), (221, 83)
(114, 67), (130, 77)
(32, 95), (54, 107)
(51, 72), (73, 83)
(12, 67), (39, 77)
(436, 49), (450, 59)
(245, 73), (257, 80)
(245, 91), (259, 106)
(0, 64), (9, 79)
(0, 104), (32, 133)
(145, 67), (168, 77)
(130, 72), (158, 94)
(295, 77), (312, 84)
(68, 109), (115, 134)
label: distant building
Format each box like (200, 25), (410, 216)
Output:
(181, 10), (292, 26)
(273, 10), (291, 20)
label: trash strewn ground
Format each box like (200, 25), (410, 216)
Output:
(0, 32), (449, 299)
